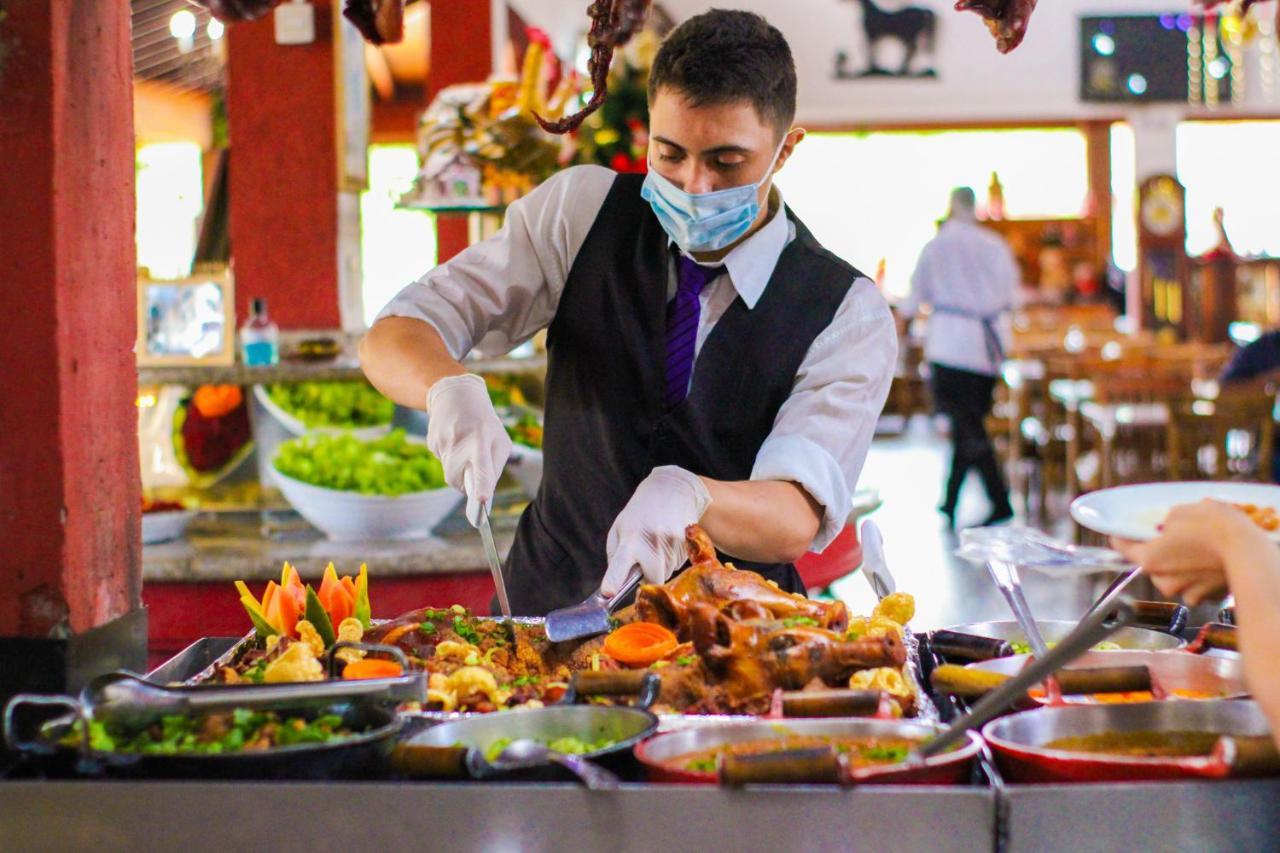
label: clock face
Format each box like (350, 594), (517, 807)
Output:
(1141, 178), (1184, 237)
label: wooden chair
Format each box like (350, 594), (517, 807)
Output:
(1166, 381), (1276, 482)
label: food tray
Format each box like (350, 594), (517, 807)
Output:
(166, 614), (937, 728)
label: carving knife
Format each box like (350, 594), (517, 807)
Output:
(477, 501), (511, 618)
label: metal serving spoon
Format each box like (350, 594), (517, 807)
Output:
(488, 739), (620, 790)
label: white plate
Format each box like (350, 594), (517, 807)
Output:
(1070, 481), (1280, 542)
(141, 509), (197, 544)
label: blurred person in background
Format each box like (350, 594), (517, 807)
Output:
(898, 187), (1018, 530)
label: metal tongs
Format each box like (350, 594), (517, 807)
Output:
(544, 568), (643, 643)
(78, 643), (422, 729)
(957, 525), (1137, 658)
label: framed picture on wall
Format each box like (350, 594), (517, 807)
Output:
(334, 10), (372, 191)
(136, 266), (236, 367)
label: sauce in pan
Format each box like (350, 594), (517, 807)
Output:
(1044, 730), (1221, 757)
(668, 735), (924, 774)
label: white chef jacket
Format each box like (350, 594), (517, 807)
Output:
(378, 165), (896, 552)
(902, 217), (1019, 377)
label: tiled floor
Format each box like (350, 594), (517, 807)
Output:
(829, 418), (1099, 631)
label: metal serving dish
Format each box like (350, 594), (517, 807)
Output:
(983, 700), (1279, 783)
(943, 620), (1185, 655)
(966, 650), (1246, 705)
(174, 616), (938, 729)
(634, 718), (982, 785)
(4, 696), (403, 780)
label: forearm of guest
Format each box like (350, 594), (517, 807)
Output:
(696, 478), (821, 564)
(1218, 533), (1280, 748)
(359, 316), (468, 409)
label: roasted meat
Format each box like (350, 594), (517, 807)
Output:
(954, 0), (1038, 54)
(636, 525), (848, 638)
(691, 603), (905, 705)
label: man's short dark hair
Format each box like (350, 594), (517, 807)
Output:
(648, 9), (797, 134)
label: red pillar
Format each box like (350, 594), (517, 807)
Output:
(429, 0), (493, 262)
(226, 0), (343, 328)
(0, 0), (140, 636)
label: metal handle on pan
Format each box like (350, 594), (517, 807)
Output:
(3, 694), (86, 756)
(1187, 622), (1238, 654)
(720, 746), (844, 787)
(388, 743), (471, 779)
(928, 630), (1014, 663)
(779, 689), (888, 718)
(1130, 601), (1189, 635)
(563, 670), (661, 709)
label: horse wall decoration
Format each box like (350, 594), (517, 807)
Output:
(836, 0), (939, 79)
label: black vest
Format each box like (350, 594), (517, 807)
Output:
(503, 173), (861, 615)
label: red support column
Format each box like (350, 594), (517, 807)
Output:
(226, 0), (343, 328)
(428, 0), (493, 262)
(0, 0), (140, 637)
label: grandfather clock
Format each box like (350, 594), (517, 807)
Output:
(1136, 175), (1188, 336)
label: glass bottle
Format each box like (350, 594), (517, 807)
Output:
(240, 297), (279, 366)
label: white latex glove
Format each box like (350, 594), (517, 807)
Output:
(601, 466), (712, 596)
(425, 374), (512, 526)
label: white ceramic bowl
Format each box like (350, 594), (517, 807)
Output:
(141, 509), (198, 545)
(273, 470), (462, 541)
(253, 384), (392, 440)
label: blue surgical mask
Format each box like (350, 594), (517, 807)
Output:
(640, 138), (786, 254)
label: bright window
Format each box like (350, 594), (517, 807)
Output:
(1110, 123), (1138, 273)
(774, 129), (1091, 300)
(136, 142), (203, 279)
(361, 144), (437, 326)
(1177, 121), (1280, 258)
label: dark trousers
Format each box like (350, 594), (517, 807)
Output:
(930, 362), (1011, 516)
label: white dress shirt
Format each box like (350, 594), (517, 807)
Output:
(901, 217), (1019, 377)
(378, 165), (897, 552)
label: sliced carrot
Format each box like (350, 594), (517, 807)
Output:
(343, 658), (404, 680)
(603, 622), (678, 667)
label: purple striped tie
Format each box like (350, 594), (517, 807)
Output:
(664, 255), (724, 408)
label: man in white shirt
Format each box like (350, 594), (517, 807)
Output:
(361, 10), (896, 614)
(900, 187), (1017, 530)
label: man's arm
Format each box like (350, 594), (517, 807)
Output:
(359, 165), (615, 409)
(697, 479), (821, 563)
(709, 281), (897, 562)
(359, 317), (466, 410)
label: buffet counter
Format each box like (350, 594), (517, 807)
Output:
(4, 777), (1280, 852)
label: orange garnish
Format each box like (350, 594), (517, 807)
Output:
(342, 658), (404, 679)
(193, 384), (243, 418)
(603, 622), (678, 667)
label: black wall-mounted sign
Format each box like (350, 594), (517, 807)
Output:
(1080, 14), (1232, 104)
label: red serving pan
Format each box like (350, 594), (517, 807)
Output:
(982, 700), (1280, 783)
(634, 718), (982, 785)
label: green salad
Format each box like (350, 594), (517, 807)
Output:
(482, 735), (617, 762)
(266, 381), (394, 429)
(1008, 639), (1122, 656)
(274, 429), (445, 495)
(67, 709), (353, 755)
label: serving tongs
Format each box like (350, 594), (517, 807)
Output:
(543, 567), (644, 643)
(79, 643), (422, 729)
(719, 598), (1137, 786)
